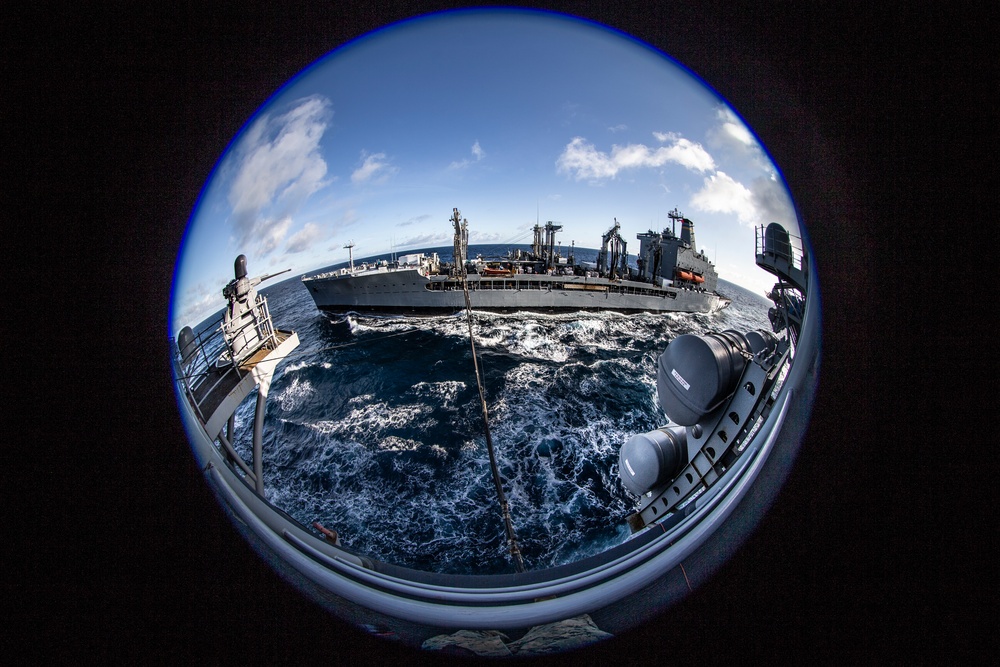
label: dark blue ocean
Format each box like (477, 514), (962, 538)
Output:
(210, 244), (773, 575)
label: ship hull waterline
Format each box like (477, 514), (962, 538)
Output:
(303, 269), (730, 315)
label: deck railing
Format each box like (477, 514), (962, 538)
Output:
(173, 293), (279, 425)
(755, 224), (805, 271)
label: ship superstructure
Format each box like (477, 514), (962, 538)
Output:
(301, 208), (730, 315)
(635, 208), (719, 292)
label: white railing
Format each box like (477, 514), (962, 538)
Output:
(755, 224), (804, 271)
(174, 294), (279, 424)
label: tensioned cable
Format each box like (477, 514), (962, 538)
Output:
(455, 212), (526, 574)
(499, 228), (534, 246)
(178, 251), (527, 573)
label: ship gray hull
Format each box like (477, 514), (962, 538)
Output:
(302, 268), (729, 315)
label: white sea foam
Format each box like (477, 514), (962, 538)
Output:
(274, 376), (314, 411)
(344, 401), (431, 434)
(409, 380), (466, 408)
(283, 358), (333, 373)
(304, 419), (342, 435)
(231, 281), (773, 572)
(377, 436), (422, 452)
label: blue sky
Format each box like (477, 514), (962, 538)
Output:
(172, 8), (801, 333)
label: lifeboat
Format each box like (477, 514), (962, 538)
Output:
(481, 266), (512, 276)
(675, 269), (705, 284)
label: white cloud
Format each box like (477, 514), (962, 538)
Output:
(689, 170), (795, 230)
(656, 137), (716, 172)
(707, 105), (770, 173)
(351, 151), (395, 184)
(749, 174), (797, 227)
(554, 116), (796, 235)
(257, 216), (293, 256)
(608, 124), (628, 133)
(690, 171), (756, 225)
(716, 107), (755, 146)
(449, 141), (487, 170)
(397, 214), (431, 227)
(175, 282), (222, 333)
(398, 231), (452, 248)
(653, 131), (679, 143)
(679, 106), (797, 230)
(226, 96), (331, 255)
(556, 134), (715, 181)
(556, 137), (617, 180)
(286, 222), (323, 253)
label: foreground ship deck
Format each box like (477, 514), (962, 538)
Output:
(172, 219), (817, 652)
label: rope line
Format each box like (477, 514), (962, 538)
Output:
(457, 215), (525, 573)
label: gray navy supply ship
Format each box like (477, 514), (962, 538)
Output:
(301, 207), (731, 315)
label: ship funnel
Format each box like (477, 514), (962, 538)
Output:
(680, 217), (697, 249)
(234, 254), (248, 279)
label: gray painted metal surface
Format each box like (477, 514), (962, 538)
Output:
(301, 211), (728, 315)
(302, 268), (728, 314)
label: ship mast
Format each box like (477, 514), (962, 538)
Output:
(344, 241), (355, 273)
(668, 207), (680, 237)
(544, 221), (562, 270)
(452, 208), (468, 275)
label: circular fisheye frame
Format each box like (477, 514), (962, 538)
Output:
(169, 8), (819, 657)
